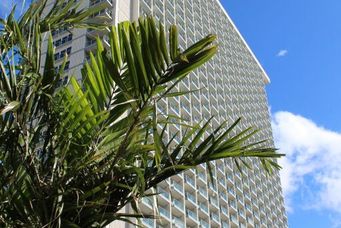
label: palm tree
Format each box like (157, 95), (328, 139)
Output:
(0, 1), (282, 227)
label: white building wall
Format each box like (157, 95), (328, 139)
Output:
(41, 1), (287, 228)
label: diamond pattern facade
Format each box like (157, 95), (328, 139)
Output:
(42, 0), (287, 227)
(137, 1), (287, 227)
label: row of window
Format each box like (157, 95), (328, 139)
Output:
(54, 61), (70, 73)
(138, 0), (286, 225)
(53, 34), (73, 48)
(142, 206), (280, 228)
(159, 177), (272, 204)
(51, 26), (68, 37)
(54, 47), (72, 61)
(149, 202), (281, 227)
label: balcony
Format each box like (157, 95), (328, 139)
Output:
(142, 218), (154, 228)
(226, 174), (234, 186)
(235, 183), (243, 193)
(172, 216), (185, 228)
(208, 182), (217, 193)
(199, 219), (210, 228)
(185, 191), (196, 204)
(238, 209), (246, 219)
(228, 187), (236, 200)
(197, 171), (206, 182)
(244, 193), (251, 202)
(245, 204), (252, 214)
(198, 186), (207, 198)
(218, 177), (226, 186)
(228, 187), (235, 195)
(159, 206), (170, 219)
(217, 164), (225, 173)
(239, 222), (247, 228)
(258, 196), (264, 205)
(230, 214), (238, 226)
(186, 208), (197, 221)
(172, 198), (184, 211)
(210, 212), (220, 224)
(235, 171), (241, 179)
(184, 175), (195, 188)
(246, 216), (254, 226)
(221, 206), (228, 215)
(219, 192), (228, 202)
(142, 197), (153, 208)
(209, 196), (218, 208)
(157, 186), (169, 200)
(230, 200), (237, 211)
(237, 195), (244, 206)
(172, 180), (183, 194)
(199, 202), (209, 214)
(221, 221), (229, 228)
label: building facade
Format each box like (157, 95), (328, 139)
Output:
(42, 0), (287, 227)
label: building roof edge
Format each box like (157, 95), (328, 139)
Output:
(215, 0), (271, 84)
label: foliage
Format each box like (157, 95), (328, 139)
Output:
(0, 1), (283, 227)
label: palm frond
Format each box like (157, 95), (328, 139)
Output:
(0, 2), (284, 226)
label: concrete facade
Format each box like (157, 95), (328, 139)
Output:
(42, 0), (288, 227)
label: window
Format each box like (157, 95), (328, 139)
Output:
(60, 50), (66, 58)
(54, 47), (72, 61)
(66, 47), (72, 54)
(52, 26), (68, 37)
(62, 36), (68, 44)
(64, 61), (70, 71)
(54, 53), (59, 61)
(55, 61), (70, 73)
(54, 40), (61, 47)
(53, 34), (73, 47)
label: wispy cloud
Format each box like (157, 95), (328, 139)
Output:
(277, 49), (288, 57)
(272, 111), (341, 217)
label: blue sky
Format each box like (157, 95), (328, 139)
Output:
(221, 0), (341, 227)
(2, 0), (341, 227)
(0, 0), (30, 17)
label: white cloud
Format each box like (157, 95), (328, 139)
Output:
(276, 49), (288, 57)
(272, 111), (341, 214)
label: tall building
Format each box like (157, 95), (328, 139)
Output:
(42, 0), (287, 227)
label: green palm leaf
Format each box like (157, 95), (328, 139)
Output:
(0, 2), (284, 227)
